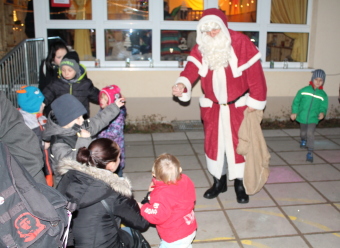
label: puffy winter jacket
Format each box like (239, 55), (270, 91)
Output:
(292, 84), (328, 124)
(57, 158), (149, 248)
(42, 64), (99, 115)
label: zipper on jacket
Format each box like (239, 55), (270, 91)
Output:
(306, 88), (315, 123)
(69, 83), (73, 95)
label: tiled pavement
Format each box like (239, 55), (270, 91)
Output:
(123, 128), (340, 248)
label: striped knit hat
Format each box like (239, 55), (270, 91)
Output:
(311, 69), (326, 83)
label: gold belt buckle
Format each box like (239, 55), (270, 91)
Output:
(221, 103), (227, 106)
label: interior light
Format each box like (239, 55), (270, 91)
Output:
(235, 4), (238, 7)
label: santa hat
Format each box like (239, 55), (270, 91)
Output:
(99, 85), (121, 105)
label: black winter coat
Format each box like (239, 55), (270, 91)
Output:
(57, 158), (149, 248)
(42, 64), (99, 115)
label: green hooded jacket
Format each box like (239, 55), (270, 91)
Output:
(292, 84), (328, 124)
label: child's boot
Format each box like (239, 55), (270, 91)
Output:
(300, 140), (307, 148)
(306, 151), (313, 163)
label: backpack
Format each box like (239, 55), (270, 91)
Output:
(0, 141), (76, 248)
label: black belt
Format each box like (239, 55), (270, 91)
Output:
(213, 89), (249, 106)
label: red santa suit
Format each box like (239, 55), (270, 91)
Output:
(175, 8), (267, 180)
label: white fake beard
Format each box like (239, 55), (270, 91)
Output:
(199, 32), (231, 70)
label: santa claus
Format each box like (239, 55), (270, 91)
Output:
(172, 8), (267, 204)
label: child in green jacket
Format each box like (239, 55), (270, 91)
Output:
(291, 69), (328, 162)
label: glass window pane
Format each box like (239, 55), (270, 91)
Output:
(107, 0), (149, 20)
(161, 30), (196, 61)
(240, 31), (259, 48)
(47, 29), (96, 61)
(165, 0), (204, 21)
(266, 32), (309, 62)
(219, 0), (257, 23)
(271, 0), (308, 24)
(105, 29), (152, 61)
(49, 0), (92, 20)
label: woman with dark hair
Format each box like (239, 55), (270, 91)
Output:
(56, 138), (149, 247)
(38, 40), (69, 116)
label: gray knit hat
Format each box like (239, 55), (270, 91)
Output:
(51, 94), (87, 127)
(60, 51), (80, 76)
(311, 69), (326, 83)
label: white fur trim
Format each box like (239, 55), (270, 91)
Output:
(187, 56), (208, 77)
(213, 68), (227, 103)
(199, 95), (213, 108)
(57, 158), (132, 197)
(175, 76), (192, 102)
(238, 52), (262, 73)
(206, 104), (245, 179)
(246, 96), (267, 110)
(228, 47), (241, 78)
(235, 93), (249, 108)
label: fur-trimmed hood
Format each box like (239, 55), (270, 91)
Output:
(57, 158), (132, 208)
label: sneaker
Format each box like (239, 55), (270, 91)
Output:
(300, 140), (307, 148)
(306, 152), (313, 162)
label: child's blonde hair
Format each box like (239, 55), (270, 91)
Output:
(152, 153), (181, 184)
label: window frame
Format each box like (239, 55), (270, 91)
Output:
(33, 0), (313, 69)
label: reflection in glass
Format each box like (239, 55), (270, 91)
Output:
(165, 0), (204, 21)
(219, 0), (257, 23)
(266, 32), (309, 62)
(161, 30), (196, 61)
(105, 29), (152, 61)
(107, 0), (149, 20)
(47, 29), (96, 61)
(240, 31), (259, 47)
(49, 0), (92, 20)
(271, 0), (307, 24)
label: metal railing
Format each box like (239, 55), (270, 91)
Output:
(0, 38), (45, 106)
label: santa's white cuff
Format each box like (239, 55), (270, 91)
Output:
(175, 76), (192, 102)
(246, 96), (267, 110)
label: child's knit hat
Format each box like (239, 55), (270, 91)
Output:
(60, 51), (80, 76)
(311, 69), (326, 83)
(16, 86), (44, 113)
(99, 85), (121, 105)
(51, 94), (87, 127)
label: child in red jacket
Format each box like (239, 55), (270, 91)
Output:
(140, 153), (197, 248)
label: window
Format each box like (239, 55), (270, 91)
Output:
(105, 29), (152, 61)
(47, 29), (96, 61)
(164, 0), (204, 21)
(219, 0), (257, 23)
(107, 0), (149, 20)
(49, 0), (92, 20)
(35, 0), (313, 68)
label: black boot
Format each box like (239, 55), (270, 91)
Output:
(203, 175), (227, 199)
(234, 179), (249, 204)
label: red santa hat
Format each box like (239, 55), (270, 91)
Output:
(99, 85), (121, 105)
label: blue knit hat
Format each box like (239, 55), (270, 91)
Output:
(51, 94), (87, 127)
(311, 69), (326, 83)
(16, 86), (44, 113)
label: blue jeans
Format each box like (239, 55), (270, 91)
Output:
(159, 231), (196, 248)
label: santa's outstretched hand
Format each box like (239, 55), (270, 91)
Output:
(172, 83), (185, 97)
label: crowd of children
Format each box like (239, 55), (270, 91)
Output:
(6, 38), (330, 247)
